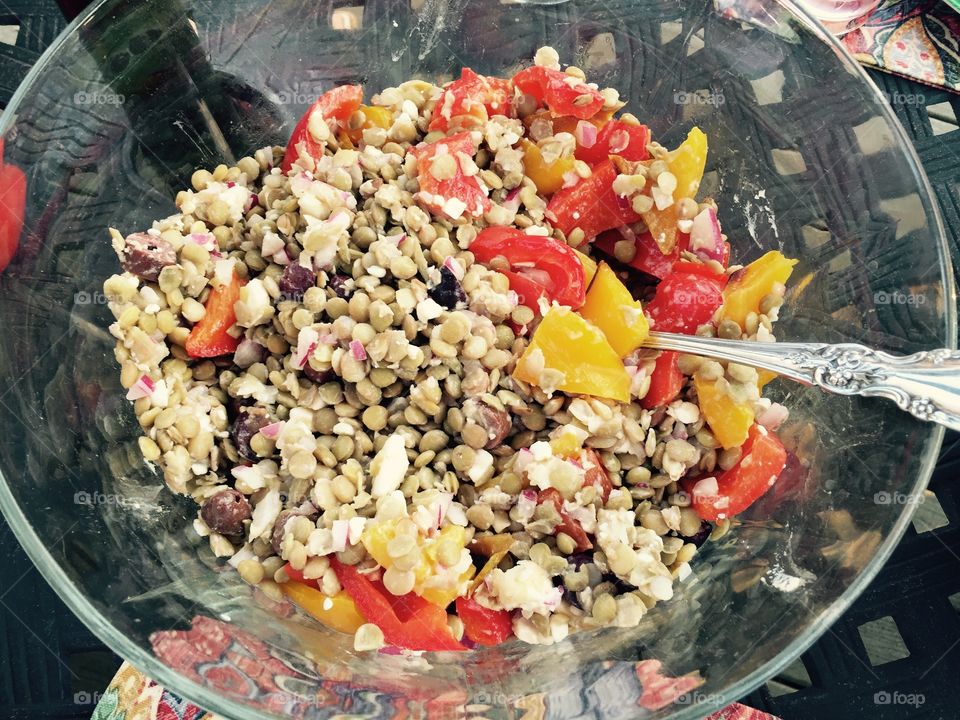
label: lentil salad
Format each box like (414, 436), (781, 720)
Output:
(103, 47), (797, 652)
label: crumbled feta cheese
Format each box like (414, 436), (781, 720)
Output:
(467, 449), (495, 484)
(370, 433), (409, 498)
(248, 488), (281, 540)
(235, 278), (274, 327)
(484, 560), (561, 617)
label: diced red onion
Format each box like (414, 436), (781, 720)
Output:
(378, 645), (405, 655)
(608, 128), (630, 154)
(435, 492), (454, 528)
(226, 181), (236, 188)
(515, 449), (534, 473)
(125, 374), (155, 400)
(349, 339), (367, 361)
(231, 465), (258, 483)
(233, 339), (266, 369)
(757, 402), (789, 431)
(260, 421), (284, 440)
(272, 251), (290, 265)
(295, 327), (320, 369)
(245, 193), (258, 213)
(688, 208), (725, 263)
(442, 256), (465, 280)
(318, 333), (338, 346)
(575, 120), (597, 148)
(188, 232), (216, 250)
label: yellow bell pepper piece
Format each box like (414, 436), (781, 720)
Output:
(362, 520), (473, 607)
(757, 369), (778, 391)
(577, 262), (650, 357)
(721, 250), (798, 328)
(550, 427), (585, 457)
(520, 138), (575, 196)
(574, 249), (598, 287)
(694, 376), (754, 449)
(641, 127), (708, 254)
(281, 582), (365, 634)
(513, 306), (631, 403)
(346, 104), (393, 142)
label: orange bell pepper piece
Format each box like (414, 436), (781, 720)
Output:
(641, 127), (708, 254)
(345, 104), (393, 143)
(577, 262), (649, 357)
(720, 250), (797, 328)
(520, 138), (575, 196)
(513, 305), (631, 403)
(281, 582), (366, 634)
(574, 249), (598, 287)
(185, 270), (246, 358)
(694, 375), (755, 449)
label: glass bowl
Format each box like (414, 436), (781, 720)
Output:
(0, 0), (953, 718)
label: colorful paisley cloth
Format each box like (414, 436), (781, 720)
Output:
(91, 616), (781, 720)
(842, 0), (960, 91)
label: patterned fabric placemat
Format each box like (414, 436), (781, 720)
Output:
(91, 661), (780, 720)
(842, 0), (960, 91)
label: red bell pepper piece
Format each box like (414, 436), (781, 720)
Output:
(411, 131), (491, 220)
(185, 271), (246, 358)
(471, 227), (587, 308)
(686, 424), (787, 521)
(455, 596), (513, 647)
(640, 351), (684, 409)
(0, 139), (26, 273)
(283, 563), (319, 588)
(537, 488), (592, 551)
(429, 67), (513, 132)
(583, 448), (613, 503)
(546, 160), (641, 241)
(280, 85), (363, 172)
(513, 66), (604, 119)
(595, 230), (688, 280)
(644, 265), (725, 334)
(330, 558), (465, 652)
(575, 120), (650, 166)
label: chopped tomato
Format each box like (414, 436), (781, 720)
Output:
(546, 160), (642, 240)
(429, 68), (513, 132)
(644, 266), (725, 334)
(686, 424), (787, 521)
(583, 448), (613, 503)
(280, 85), (363, 172)
(595, 230), (688, 280)
(537, 488), (592, 551)
(411, 132), (490, 220)
(575, 120), (650, 166)
(640, 351), (683, 409)
(512, 66), (604, 119)
(455, 597), (513, 647)
(185, 271), (246, 358)
(471, 227), (586, 308)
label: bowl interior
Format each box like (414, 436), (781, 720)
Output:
(0, 0), (951, 718)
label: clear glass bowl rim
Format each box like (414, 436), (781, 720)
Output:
(0, 0), (954, 718)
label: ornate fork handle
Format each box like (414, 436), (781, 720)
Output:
(645, 332), (960, 432)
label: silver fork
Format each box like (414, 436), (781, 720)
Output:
(644, 331), (960, 432)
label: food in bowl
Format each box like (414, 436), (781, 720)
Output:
(102, 47), (796, 651)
